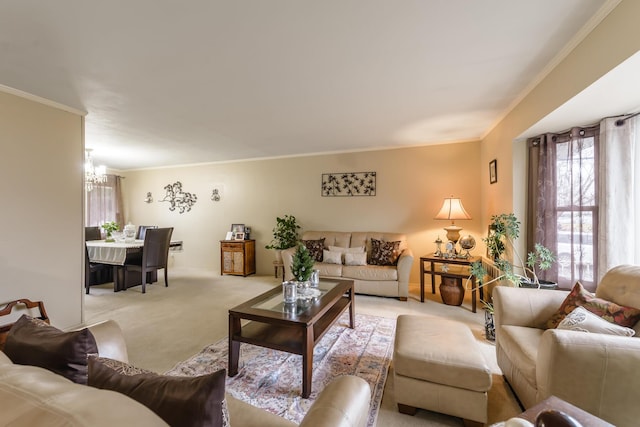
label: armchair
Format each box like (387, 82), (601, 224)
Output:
(493, 265), (640, 427)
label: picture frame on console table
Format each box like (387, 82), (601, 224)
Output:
(234, 232), (245, 240)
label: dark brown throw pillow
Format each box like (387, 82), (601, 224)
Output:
(302, 238), (325, 262)
(88, 357), (229, 427)
(3, 314), (98, 384)
(546, 281), (640, 329)
(369, 238), (401, 266)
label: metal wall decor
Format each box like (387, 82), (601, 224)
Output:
(321, 171), (376, 197)
(159, 181), (197, 213)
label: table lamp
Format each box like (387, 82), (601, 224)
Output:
(434, 196), (471, 246)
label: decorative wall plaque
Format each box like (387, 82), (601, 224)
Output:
(159, 181), (197, 213)
(321, 172), (376, 197)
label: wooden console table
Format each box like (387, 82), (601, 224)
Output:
(419, 254), (483, 312)
(220, 240), (256, 276)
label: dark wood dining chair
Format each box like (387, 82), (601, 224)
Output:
(135, 225), (158, 240)
(85, 226), (102, 241)
(124, 227), (173, 293)
(85, 244), (107, 294)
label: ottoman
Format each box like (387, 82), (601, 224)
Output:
(393, 315), (492, 425)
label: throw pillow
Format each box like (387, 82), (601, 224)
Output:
(88, 357), (229, 427)
(302, 238), (325, 262)
(546, 282), (640, 329)
(369, 238), (401, 266)
(323, 249), (342, 264)
(3, 314), (98, 385)
(345, 252), (367, 266)
(557, 306), (636, 336)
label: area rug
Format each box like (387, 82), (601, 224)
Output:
(166, 313), (395, 426)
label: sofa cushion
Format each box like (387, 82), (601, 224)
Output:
(302, 238), (325, 261)
(313, 262), (343, 278)
(342, 265), (398, 281)
(546, 282), (640, 329)
(88, 357), (228, 427)
(557, 306), (636, 336)
(499, 325), (545, 389)
(0, 358), (166, 426)
(3, 315), (98, 385)
(369, 238), (401, 266)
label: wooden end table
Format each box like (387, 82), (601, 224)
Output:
(419, 254), (483, 312)
(228, 279), (354, 398)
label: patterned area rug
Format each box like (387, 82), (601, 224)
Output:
(166, 313), (395, 426)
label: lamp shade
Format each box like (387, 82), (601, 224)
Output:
(434, 197), (471, 223)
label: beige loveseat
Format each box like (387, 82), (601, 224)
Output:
(282, 231), (414, 300)
(0, 320), (372, 427)
(493, 264), (640, 427)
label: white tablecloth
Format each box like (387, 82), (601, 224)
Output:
(86, 240), (144, 265)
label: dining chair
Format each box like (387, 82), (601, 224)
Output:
(124, 227), (173, 293)
(85, 244), (107, 294)
(135, 225), (158, 240)
(85, 226), (102, 241)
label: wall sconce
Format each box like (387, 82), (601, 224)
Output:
(211, 188), (221, 202)
(144, 192), (153, 203)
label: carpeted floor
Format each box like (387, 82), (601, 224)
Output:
(84, 269), (522, 426)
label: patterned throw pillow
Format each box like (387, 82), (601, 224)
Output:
(4, 315), (98, 385)
(369, 238), (401, 266)
(302, 238), (325, 262)
(88, 357), (230, 427)
(546, 282), (640, 329)
(557, 306), (636, 336)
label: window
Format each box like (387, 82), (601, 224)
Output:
(85, 174), (123, 228)
(528, 126), (598, 290)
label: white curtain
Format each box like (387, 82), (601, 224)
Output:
(598, 116), (640, 280)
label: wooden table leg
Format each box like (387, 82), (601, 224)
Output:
(228, 314), (241, 377)
(348, 285), (355, 329)
(302, 324), (313, 398)
(471, 277), (477, 313)
(420, 260), (425, 302)
(430, 261), (436, 294)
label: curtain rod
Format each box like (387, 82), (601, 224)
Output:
(615, 111), (640, 126)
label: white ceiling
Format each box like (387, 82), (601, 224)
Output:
(0, 0), (622, 170)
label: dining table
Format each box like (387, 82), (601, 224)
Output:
(86, 239), (182, 291)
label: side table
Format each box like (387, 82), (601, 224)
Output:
(419, 254), (483, 313)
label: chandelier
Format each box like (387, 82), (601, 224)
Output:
(85, 149), (107, 191)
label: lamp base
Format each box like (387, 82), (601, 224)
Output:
(443, 226), (462, 245)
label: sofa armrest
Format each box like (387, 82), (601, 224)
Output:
(493, 286), (569, 330)
(396, 248), (414, 299)
(86, 320), (129, 363)
(299, 376), (371, 427)
(536, 329), (640, 426)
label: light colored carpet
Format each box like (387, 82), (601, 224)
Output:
(166, 313), (394, 426)
(84, 269), (522, 425)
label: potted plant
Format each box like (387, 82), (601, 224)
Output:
(101, 221), (119, 242)
(265, 215), (300, 262)
(470, 213), (557, 289)
(291, 243), (315, 283)
(468, 213), (556, 341)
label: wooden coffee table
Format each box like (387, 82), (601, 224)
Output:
(228, 279), (355, 398)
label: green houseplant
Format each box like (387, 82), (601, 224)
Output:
(290, 243), (315, 282)
(101, 221), (119, 242)
(265, 215), (300, 262)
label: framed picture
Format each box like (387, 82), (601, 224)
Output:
(234, 232), (245, 240)
(489, 159), (497, 184)
(231, 224), (245, 233)
(225, 231), (234, 240)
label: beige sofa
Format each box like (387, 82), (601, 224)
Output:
(0, 320), (372, 427)
(282, 231), (414, 300)
(493, 264), (640, 427)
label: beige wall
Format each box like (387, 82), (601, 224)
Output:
(480, 0), (640, 253)
(122, 142), (483, 283)
(0, 90), (84, 329)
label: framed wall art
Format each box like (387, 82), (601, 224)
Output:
(489, 159), (497, 184)
(321, 171), (376, 197)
